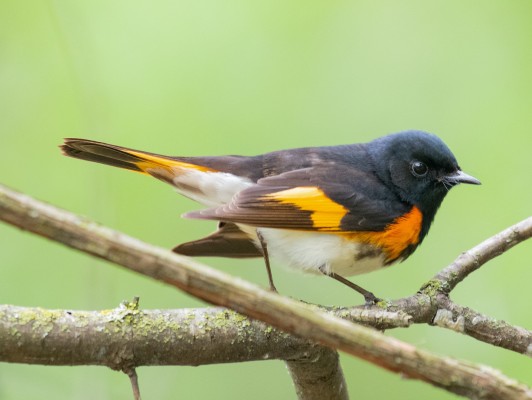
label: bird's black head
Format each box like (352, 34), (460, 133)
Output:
(367, 130), (480, 231)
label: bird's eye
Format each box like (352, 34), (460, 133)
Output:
(410, 161), (428, 177)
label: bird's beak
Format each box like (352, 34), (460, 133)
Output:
(444, 170), (481, 185)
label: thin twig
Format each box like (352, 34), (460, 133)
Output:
(125, 368), (141, 400)
(433, 216), (532, 292)
(435, 296), (532, 356)
(353, 292), (532, 356)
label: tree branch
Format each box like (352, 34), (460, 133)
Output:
(286, 347), (348, 400)
(1, 184), (531, 399)
(434, 296), (532, 356)
(433, 217), (532, 292)
(0, 303), (317, 367)
(357, 291), (532, 356)
(125, 367), (141, 400)
(0, 302), (347, 400)
(0, 302), (415, 366)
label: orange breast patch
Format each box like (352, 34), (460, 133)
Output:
(343, 206), (423, 262)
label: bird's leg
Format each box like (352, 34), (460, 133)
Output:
(256, 230), (278, 293)
(320, 267), (381, 306)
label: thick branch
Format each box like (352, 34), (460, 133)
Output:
(0, 302), (347, 400)
(0, 302), (410, 366)
(2, 300), (529, 366)
(0, 303), (315, 367)
(1, 184), (531, 399)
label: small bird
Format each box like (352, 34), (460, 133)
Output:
(61, 131), (480, 303)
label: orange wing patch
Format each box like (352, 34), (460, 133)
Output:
(264, 187), (348, 230)
(344, 206), (423, 262)
(127, 149), (215, 178)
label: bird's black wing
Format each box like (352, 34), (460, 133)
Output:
(185, 166), (409, 232)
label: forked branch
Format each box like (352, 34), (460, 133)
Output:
(0, 184), (531, 399)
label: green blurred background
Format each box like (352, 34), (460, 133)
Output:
(1, 1), (531, 399)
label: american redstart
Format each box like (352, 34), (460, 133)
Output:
(61, 130), (480, 303)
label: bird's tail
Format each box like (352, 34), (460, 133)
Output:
(61, 138), (214, 182)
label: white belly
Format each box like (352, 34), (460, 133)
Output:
(253, 228), (387, 277)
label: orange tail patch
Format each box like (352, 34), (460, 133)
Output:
(126, 150), (215, 180)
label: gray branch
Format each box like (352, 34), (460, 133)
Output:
(0, 303), (315, 367)
(0, 303), (347, 400)
(1, 183), (531, 400)
(433, 217), (532, 291)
